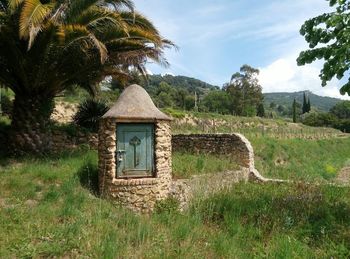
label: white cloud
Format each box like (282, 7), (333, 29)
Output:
(258, 54), (350, 100)
(145, 68), (153, 76)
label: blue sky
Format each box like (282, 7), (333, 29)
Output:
(133, 0), (349, 99)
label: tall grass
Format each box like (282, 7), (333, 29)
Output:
(252, 137), (350, 181)
(1, 116), (350, 257)
(172, 152), (239, 179)
(192, 183), (350, 258)
(1, 149), (350, 257)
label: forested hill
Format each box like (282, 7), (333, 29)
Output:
(142, 74), (219, 94)
(140, 74), (342, 112)
(263, 91), (342, 112)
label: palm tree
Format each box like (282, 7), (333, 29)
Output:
(0, 0), (174, 154)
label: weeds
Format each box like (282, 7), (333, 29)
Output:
(0, 130), (350, 257)
(172, 152), (239, 179)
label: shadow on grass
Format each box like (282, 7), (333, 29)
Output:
(76, 160), (100, 196)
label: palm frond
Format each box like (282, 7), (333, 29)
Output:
(65, 0), (99, 23)
(8, 0), (24, 12)
(19, 0), (54, 48)
(76, 6), (128, 35)
(101, 0), (134, 11)
(0, 0), (8, 11)
(58, 24), (107, 63)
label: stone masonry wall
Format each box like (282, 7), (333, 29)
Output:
(172, 133), (255, 173)
(51, 131), (98, 153)
(98, 119), (172, 213)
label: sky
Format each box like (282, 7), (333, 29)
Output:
(133, 0), (350, 100)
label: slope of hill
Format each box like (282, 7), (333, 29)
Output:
(264, 91), (342, 112)
(142, 74), (219, 94)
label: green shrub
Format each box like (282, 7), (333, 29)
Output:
(303, 112), (338, 127)
(334, 119), (350, 133)
(73, 99), (109, 132)
(162, 108), (186, 118)
(154, 197), (180, 214)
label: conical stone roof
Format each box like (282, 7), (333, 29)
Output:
(102, 84), (172, 121)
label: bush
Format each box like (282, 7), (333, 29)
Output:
(330, 101), (350, 119)
(73, 99), (109, 132)
(334, 119), (350, 133)
(302, 112), (338, 127)
(154, 197), (180, 214)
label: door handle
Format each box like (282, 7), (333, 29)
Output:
(116, 150), (125, 162)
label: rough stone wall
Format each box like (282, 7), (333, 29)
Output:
(98, 119), (172, 213)
(51, 131), (98, 153)
(172, 133), (255, 172)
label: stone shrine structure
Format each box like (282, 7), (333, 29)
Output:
(98, 84), (172, 213)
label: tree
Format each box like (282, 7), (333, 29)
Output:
(307, 97), (311, 113)
(302, 92), (311, 114)
(302, 92), (308, 114)
(293, 98), (297, 123)
(225, 65), (263, 116)
(174, 88), (189, 110)
(297, 0), (350, 96)
(154, 82), (175, 108)
(277, 105), (286, 114)
(269, 102), (276, 109)
(202, 90), (231, 114)
(0, 0), (173, 154)
(330, 101), (350, 119)
(257, 103), (265, 117)
(303, 112), (338, 128)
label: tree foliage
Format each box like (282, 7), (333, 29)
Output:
(302, 92), (311, 114)
(330, 100), (350, 119)
(224, 65), (263, 116)
(256, 103), (265, 117)
(0, 0), (173, 153)
(302, 101), (350, 132)
(0, 0), (173, 97)
(202, 91), (231, 114)
(293, 98), (297, 123)
(297, 0), (350, 95)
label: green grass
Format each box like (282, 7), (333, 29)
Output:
(0, 150), (349, 258)
(1, 110), (350, 257)
(172, 152), (239, 179)
(252, 137), (350, 182)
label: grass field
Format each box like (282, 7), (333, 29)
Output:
(1, 111), (350, 257)
(252, 137), (350, 182)
(0, 149), (349, 258)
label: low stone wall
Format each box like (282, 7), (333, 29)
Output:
(51, 131), (98, 153)
(172, 133), (256, 174)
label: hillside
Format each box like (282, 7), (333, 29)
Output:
(142, 74), (219, 95)
(142, 76), (342, 113)
(264, 91), (342, 112)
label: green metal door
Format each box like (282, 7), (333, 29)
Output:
(116, 124), (154, 178)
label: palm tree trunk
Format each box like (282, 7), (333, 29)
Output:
(9, 95), (54, 155)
